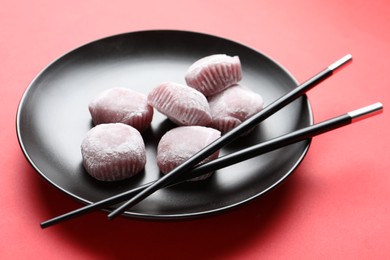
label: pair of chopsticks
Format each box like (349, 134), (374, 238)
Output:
(41, 54), (383, 229)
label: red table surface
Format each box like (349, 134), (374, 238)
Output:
(1, 0), (389, 259)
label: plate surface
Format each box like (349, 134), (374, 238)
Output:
(17, 30), (312, 219)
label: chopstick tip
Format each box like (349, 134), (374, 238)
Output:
(344, 53), (353, 60)
(40, 221), (51, 229)
(328, 54), (353, 71)
(107, 212), (117, 220)
(348, 102), (383, 123)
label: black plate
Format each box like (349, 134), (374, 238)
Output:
(16, 30), (312, 220)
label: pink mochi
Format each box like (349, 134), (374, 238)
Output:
(88, 87), (153, 133)
(157, 126), (221, 181)
(208, 84), (264, 134)
(147, 82), (212, 126)
(81, 123), (146, 181)
(185, 54), (242, 96)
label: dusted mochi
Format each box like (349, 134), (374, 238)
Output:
(81, 123), (146, 181)
(147, 82), (212, 126)
(157, 126), (221, 181)
(89, 87), (153, 133)
(185, 54), (242, 96)
(208, 84), (264, 134)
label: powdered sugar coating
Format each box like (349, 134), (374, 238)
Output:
(147, 82), (212, 126)
(185, 54), (242, 96)
(208, 84), (264, 134)
(81, 123), (146, 181)
(157, 126), (221, 181)
(89, 87), (153, 133)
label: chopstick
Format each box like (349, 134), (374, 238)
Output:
(40, 101), (383, 228)
(186, 102), (383, 175)
(107, 54), (353, 219)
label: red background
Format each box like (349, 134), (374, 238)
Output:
(1, 0), (389, 259)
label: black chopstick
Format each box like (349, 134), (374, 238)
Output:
(107, 54), (353, 219)
(185, 102), (383, 176)
(40, 101), (382, 228)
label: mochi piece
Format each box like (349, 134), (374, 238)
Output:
(185, 54), (242, 96)
(208, 84), (264, 134)
(81, 123), (146, 181)
(88, 87), (153, 133)
(157, 126), (221, 181)
(147, 82), (212, 126)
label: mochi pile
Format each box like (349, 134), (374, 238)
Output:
(81, 54), (264, 182)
